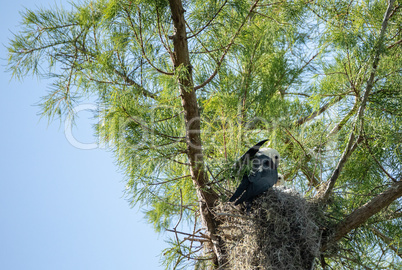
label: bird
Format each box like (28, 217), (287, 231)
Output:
(275, 174), (285, 186)
(232, 139), (270, 173)
(229, 140), (280, 210)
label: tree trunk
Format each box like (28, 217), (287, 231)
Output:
(168, 0), (225, 266)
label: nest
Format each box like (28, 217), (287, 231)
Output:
(215, 187), (321, 269)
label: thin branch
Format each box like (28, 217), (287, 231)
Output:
(59, 33), (157, 101)
(374, 68), (402, 84)
(363, 133), (397, 182)
(183, 237), (209, 243)
(371, 227), (402, 259)
(253, 11), (289, 25)
(165, 228), (210, 239)
(343, 60), (359, 96)
(388, 3), (400, 18)
(189, 215), (198, 252)
(137, 7), (174, 75)
(189, 44), (230, 54)
(173, 189), (184, 246)
(306, 5), (328, 23)
(256, 1), (285, 7)
(123, 7), (174, 76)
(294, 96), (343, 127)
(193, 0), (261, 91)
(319, 0), (395, 201)
(318, 134), (362, 201)
(239, 38), (260, 126)
(147, 189), (195, 212)
(368, 211), (402, 224)
(156, 7), (175, 64)
(206, 165), (231, 196)
(154, 150), (190, 166)
(185, 21), (220, 66)
(301, 164), (320, 187)
(281, 50), (323, 95)
(120, 104), (185, 142)
(283, 92), (311, 97)
(154, 111), (184, 122)
(187, 0), (228, 39)
(222, 117), (228, 162)
(148, 175), (191, 185)
(64, 46), (78, 97)
(283, 127), (307, 155)
(335, 255), (373, 270)
(113, 69), (157, 99)
(327, 100), (358, 138)
(387, 38), (402, 49)
(177, 246), (214, 261)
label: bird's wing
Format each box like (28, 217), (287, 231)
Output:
(229, 174), (250, 203)
(233, 181), (255, 205)
(245, 155), (278, 198)
(231, 155), (278, 205)
(232, 139), (269, 174)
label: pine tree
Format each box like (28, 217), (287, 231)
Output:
(8, 0), (401, 268)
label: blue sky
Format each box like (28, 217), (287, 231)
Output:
(0, 1), (167, 269)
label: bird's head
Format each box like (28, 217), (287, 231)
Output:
(276, 174), (285, 186)
(258, 147), (280, 167)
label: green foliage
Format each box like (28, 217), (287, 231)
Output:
(7, 0), (401, 269)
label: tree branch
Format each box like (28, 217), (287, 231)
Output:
(335, 255), (374, 270)
(387, 38), (402, 49)
(318, 0), (395, 201)
(318, 134), (362, 201)
(113, 69), (158, 100)
(322, 181), (402, 250)
(123, 7), (174, 76)
(283, 92), (311, 98)
(120, 104), (185, 142)
(301, 164), (320, 187)
(187, 0), (228, 39)
(327, 100), (358, 138)
(371, 227), (402, 259)
(156, 7), (175, 64)
(363, 134), (397, 182)
(294, 96), (343, 127)
(193, 0), (261, 91)
(148, 175), (191, 186)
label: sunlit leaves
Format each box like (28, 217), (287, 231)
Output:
(7, 0), (402, 268)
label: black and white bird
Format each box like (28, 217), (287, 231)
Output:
(229, 140), (280, 209)
(275, 174), (285, 186)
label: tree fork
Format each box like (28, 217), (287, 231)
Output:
(167, 0), (226, 266)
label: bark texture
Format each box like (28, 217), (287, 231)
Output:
(168, 0), (225, 266)
(332, 181), (402, 243)
(322, 181), (402, 251)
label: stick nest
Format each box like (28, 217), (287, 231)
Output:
(215, 187), (321, 269)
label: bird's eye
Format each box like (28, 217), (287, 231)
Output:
(275, 155), (278, 159)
